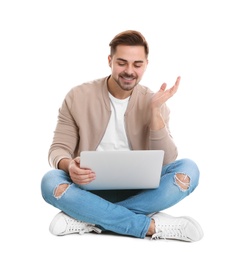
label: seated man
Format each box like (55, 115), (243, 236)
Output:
(41, 30), (203, 242)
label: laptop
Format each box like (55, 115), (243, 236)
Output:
(79, 150), (164, 190)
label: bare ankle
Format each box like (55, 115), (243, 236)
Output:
(146, 219), (155, 236)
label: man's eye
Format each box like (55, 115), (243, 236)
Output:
(118, 63), (126, 66)
(134, 64), (142, 68)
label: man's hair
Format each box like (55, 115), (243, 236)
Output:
(109, 30), (149, 57)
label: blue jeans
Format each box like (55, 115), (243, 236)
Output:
(41, 158), (199, 238)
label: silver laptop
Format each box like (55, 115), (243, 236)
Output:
(79, 150), (164, 190)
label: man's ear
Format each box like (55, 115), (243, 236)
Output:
(108, 55), (112, 67)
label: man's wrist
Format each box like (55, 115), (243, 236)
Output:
(150, 108), (165, 130)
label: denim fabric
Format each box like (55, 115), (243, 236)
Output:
(41, 158), (199, 238)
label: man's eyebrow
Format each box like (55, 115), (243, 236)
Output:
(116, 58), (144, 63)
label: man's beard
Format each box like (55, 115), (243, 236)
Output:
(116, 73), (137, 91)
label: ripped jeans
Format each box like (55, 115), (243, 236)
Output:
(41, 158), (200, 238)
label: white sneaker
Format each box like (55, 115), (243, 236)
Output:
(49, 211), (102, 236)
(151, 212), (204, 242)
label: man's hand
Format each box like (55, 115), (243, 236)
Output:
(151, 76), (180, 110)
(68, 157), (96, 185)
(150, 76), (180, 130)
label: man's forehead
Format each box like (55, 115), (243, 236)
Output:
(113, 45), (147, 62)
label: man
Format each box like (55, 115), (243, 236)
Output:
(41, 30), (204, 241)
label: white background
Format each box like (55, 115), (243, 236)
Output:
(1, 0), (243, 259)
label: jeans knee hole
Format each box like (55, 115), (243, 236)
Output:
(174, 173), (190, 191)
(54, 183), (70, 198)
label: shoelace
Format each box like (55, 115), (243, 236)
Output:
(151, 225), (187, 240)
(66, 218), (86, 233)
(65, 217), (101, 234)
(79, 226), (102, 235)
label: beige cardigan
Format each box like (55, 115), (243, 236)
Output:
(48, 76), (178, 168)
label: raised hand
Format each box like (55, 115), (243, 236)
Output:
(151, 76), (180, 109)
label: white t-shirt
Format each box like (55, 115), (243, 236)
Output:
(96, 93), (130, 151)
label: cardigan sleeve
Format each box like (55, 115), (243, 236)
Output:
(149, 104), (178, 165)
(48, 89), (79, 168)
